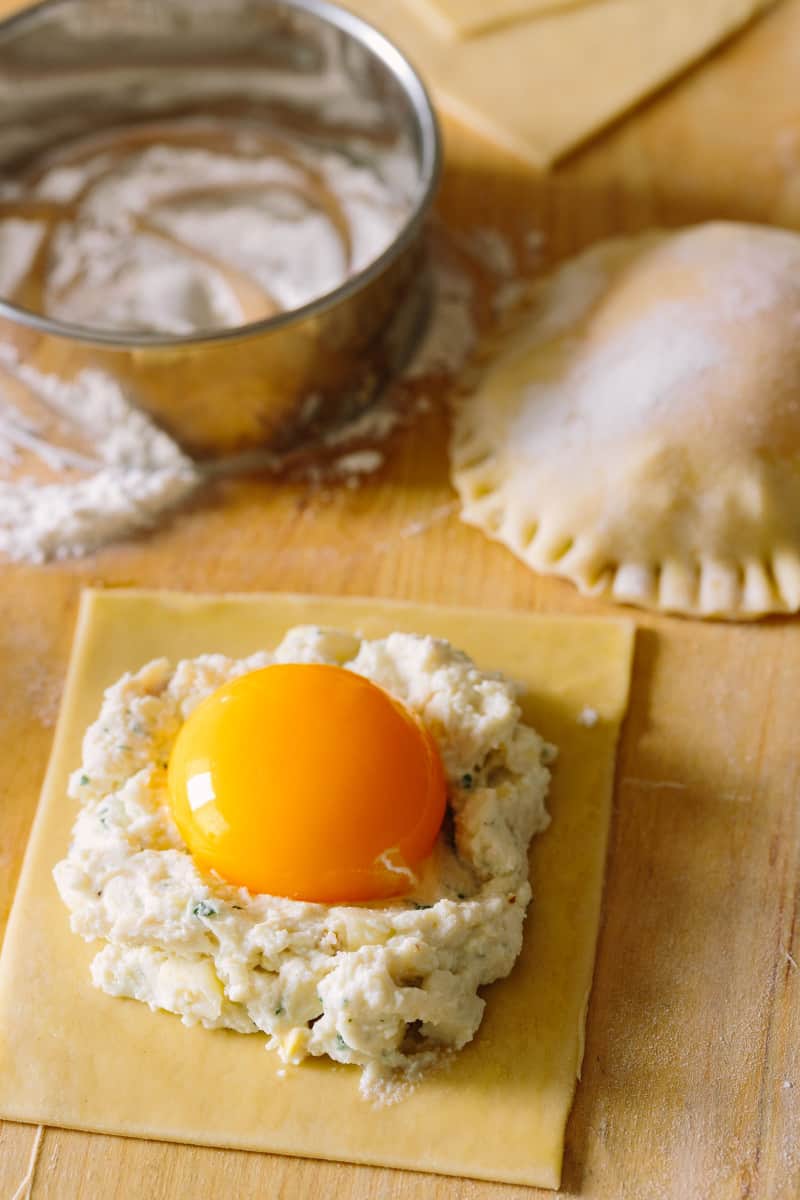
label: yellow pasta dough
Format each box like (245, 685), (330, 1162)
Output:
(0, 590), (633, 1189)
(450, 222), (800, 620)
(405, 0), (597, 41)
(343, 0), (772, 166)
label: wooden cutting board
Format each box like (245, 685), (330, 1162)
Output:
(2, 1), (800, 1197)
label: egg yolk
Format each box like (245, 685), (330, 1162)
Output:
(167, 663), (447, 903)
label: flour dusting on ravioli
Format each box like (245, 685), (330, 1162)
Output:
(451, 222), (800, 619)
(54, 627), (553, 1100)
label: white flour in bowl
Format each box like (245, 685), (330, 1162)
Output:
(0, 125), (416, 336)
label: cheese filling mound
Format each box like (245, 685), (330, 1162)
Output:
(54, 627), (553, 1097)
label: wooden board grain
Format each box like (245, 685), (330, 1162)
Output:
(1, 0), (800, 1196)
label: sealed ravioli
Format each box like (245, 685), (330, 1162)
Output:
(451, 222), (800, 619)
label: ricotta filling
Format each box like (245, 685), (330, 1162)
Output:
(53, 627), (553, 1098)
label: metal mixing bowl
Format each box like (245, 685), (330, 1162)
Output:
(0, 0), (441, 458)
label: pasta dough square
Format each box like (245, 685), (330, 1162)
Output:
(343, 0), (772, 167)
(405, 0), (598, 41)
(0, 590), (634, 1189)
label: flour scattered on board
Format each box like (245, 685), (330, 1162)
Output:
(0, 223), (539, 562)
(0, 347), (199, 563)
(403, 254), (477, 381)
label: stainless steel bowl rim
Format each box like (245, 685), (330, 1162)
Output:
(0, 0), (441, 349)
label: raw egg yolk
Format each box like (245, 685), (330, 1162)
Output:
(167, 663), (447, 903)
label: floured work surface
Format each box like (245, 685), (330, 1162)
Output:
(344, 0), (772, 166)
(0, 590), (633, 1189)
